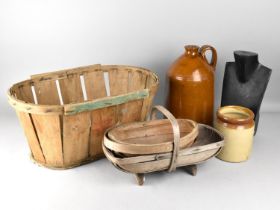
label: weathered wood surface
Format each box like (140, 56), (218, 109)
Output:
(15, 84), (34, 103)
(105, 106), (198, 156)
(59, 74), (84, 104)
(31, 64), (101, 81)
(108, 67), (129, 123)
(83, 70), (107, 99)
(33, 79), (60, 105)
(63, 112), (91, 165)
(103, 122), (224, 185)
(7, 98), (63, 115)
(16, 111), (45, 163)
(185, 165), (197, 176)
(135, 174), (145, 186)
(84, 69), (117, 158)
(89, 108), (116, 157)
(59, 72), (90, 164)
(122, 70), (147, 123)
(64, 90), (149, 115)
(104, 119), (198, 155)
(31, 114), (63, 167)
(8, 64), (159, 169)
(7, 65), (158, 116)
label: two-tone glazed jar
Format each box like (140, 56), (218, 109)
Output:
(214, 106), (255, 162)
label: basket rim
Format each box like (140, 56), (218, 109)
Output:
(103, 118), (199, 154)
(7, 64), (159, 115)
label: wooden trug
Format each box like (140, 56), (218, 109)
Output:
(103, 106), (224, 185)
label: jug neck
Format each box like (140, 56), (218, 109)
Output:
(184, 45), (200, 57)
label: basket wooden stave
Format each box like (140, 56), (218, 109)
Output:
(8, 64), (159, 169)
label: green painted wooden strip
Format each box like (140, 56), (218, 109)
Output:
(64, 89), (149, 115)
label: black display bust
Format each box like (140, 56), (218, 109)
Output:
(221, 51), (272, 134)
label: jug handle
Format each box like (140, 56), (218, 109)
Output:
(199, 45), (217, 69)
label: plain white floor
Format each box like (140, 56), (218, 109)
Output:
(0, 112), (279, 210)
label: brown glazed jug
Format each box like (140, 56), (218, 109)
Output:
(167, 45), (217, 125)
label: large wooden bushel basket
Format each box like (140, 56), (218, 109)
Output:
(103, 106), (224, 185)
(7, 64), (159, 169)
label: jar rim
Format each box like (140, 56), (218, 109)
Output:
(217, 105), (255, 125)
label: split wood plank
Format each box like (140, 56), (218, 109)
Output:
(89, 108), (117, 157)
(120, 70), (147, 123)
(84, 70), (116, 157)
(63, 112), (91, 165)
(83, 70), (107, 99)
(33, 79), (60, 105)
(59, 74), (84, 104)
(31, 114), (63, 166)
(16, 110), (45, 163)
(109, 68), (129, 123)
(14, 84), (35, 103)
(60, 73), (91, 165)
(141, 74), (158, 120)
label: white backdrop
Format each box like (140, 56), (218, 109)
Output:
(1, 0), (279, 116)
(1, 2), (280, 210)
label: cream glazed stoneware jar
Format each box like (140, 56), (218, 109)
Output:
(214, 106), (255, 162)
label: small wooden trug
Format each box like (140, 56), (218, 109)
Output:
(103, 106), (224, 185)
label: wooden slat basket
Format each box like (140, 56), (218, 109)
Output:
(7, 64), (159, 169)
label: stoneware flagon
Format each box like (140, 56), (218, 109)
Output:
(215, 105), (255, 163)
(221, 51), (272, 134)
(167, 45), (217, 126)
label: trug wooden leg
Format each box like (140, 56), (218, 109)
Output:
(185, 165), (197, 176)
(135, 173), (145, 186)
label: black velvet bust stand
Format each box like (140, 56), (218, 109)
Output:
(221, 51), (272, 134)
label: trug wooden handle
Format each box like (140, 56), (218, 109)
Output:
(150, 105), (180, 172)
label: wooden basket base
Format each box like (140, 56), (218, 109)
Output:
(29, 154), (104, 170)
